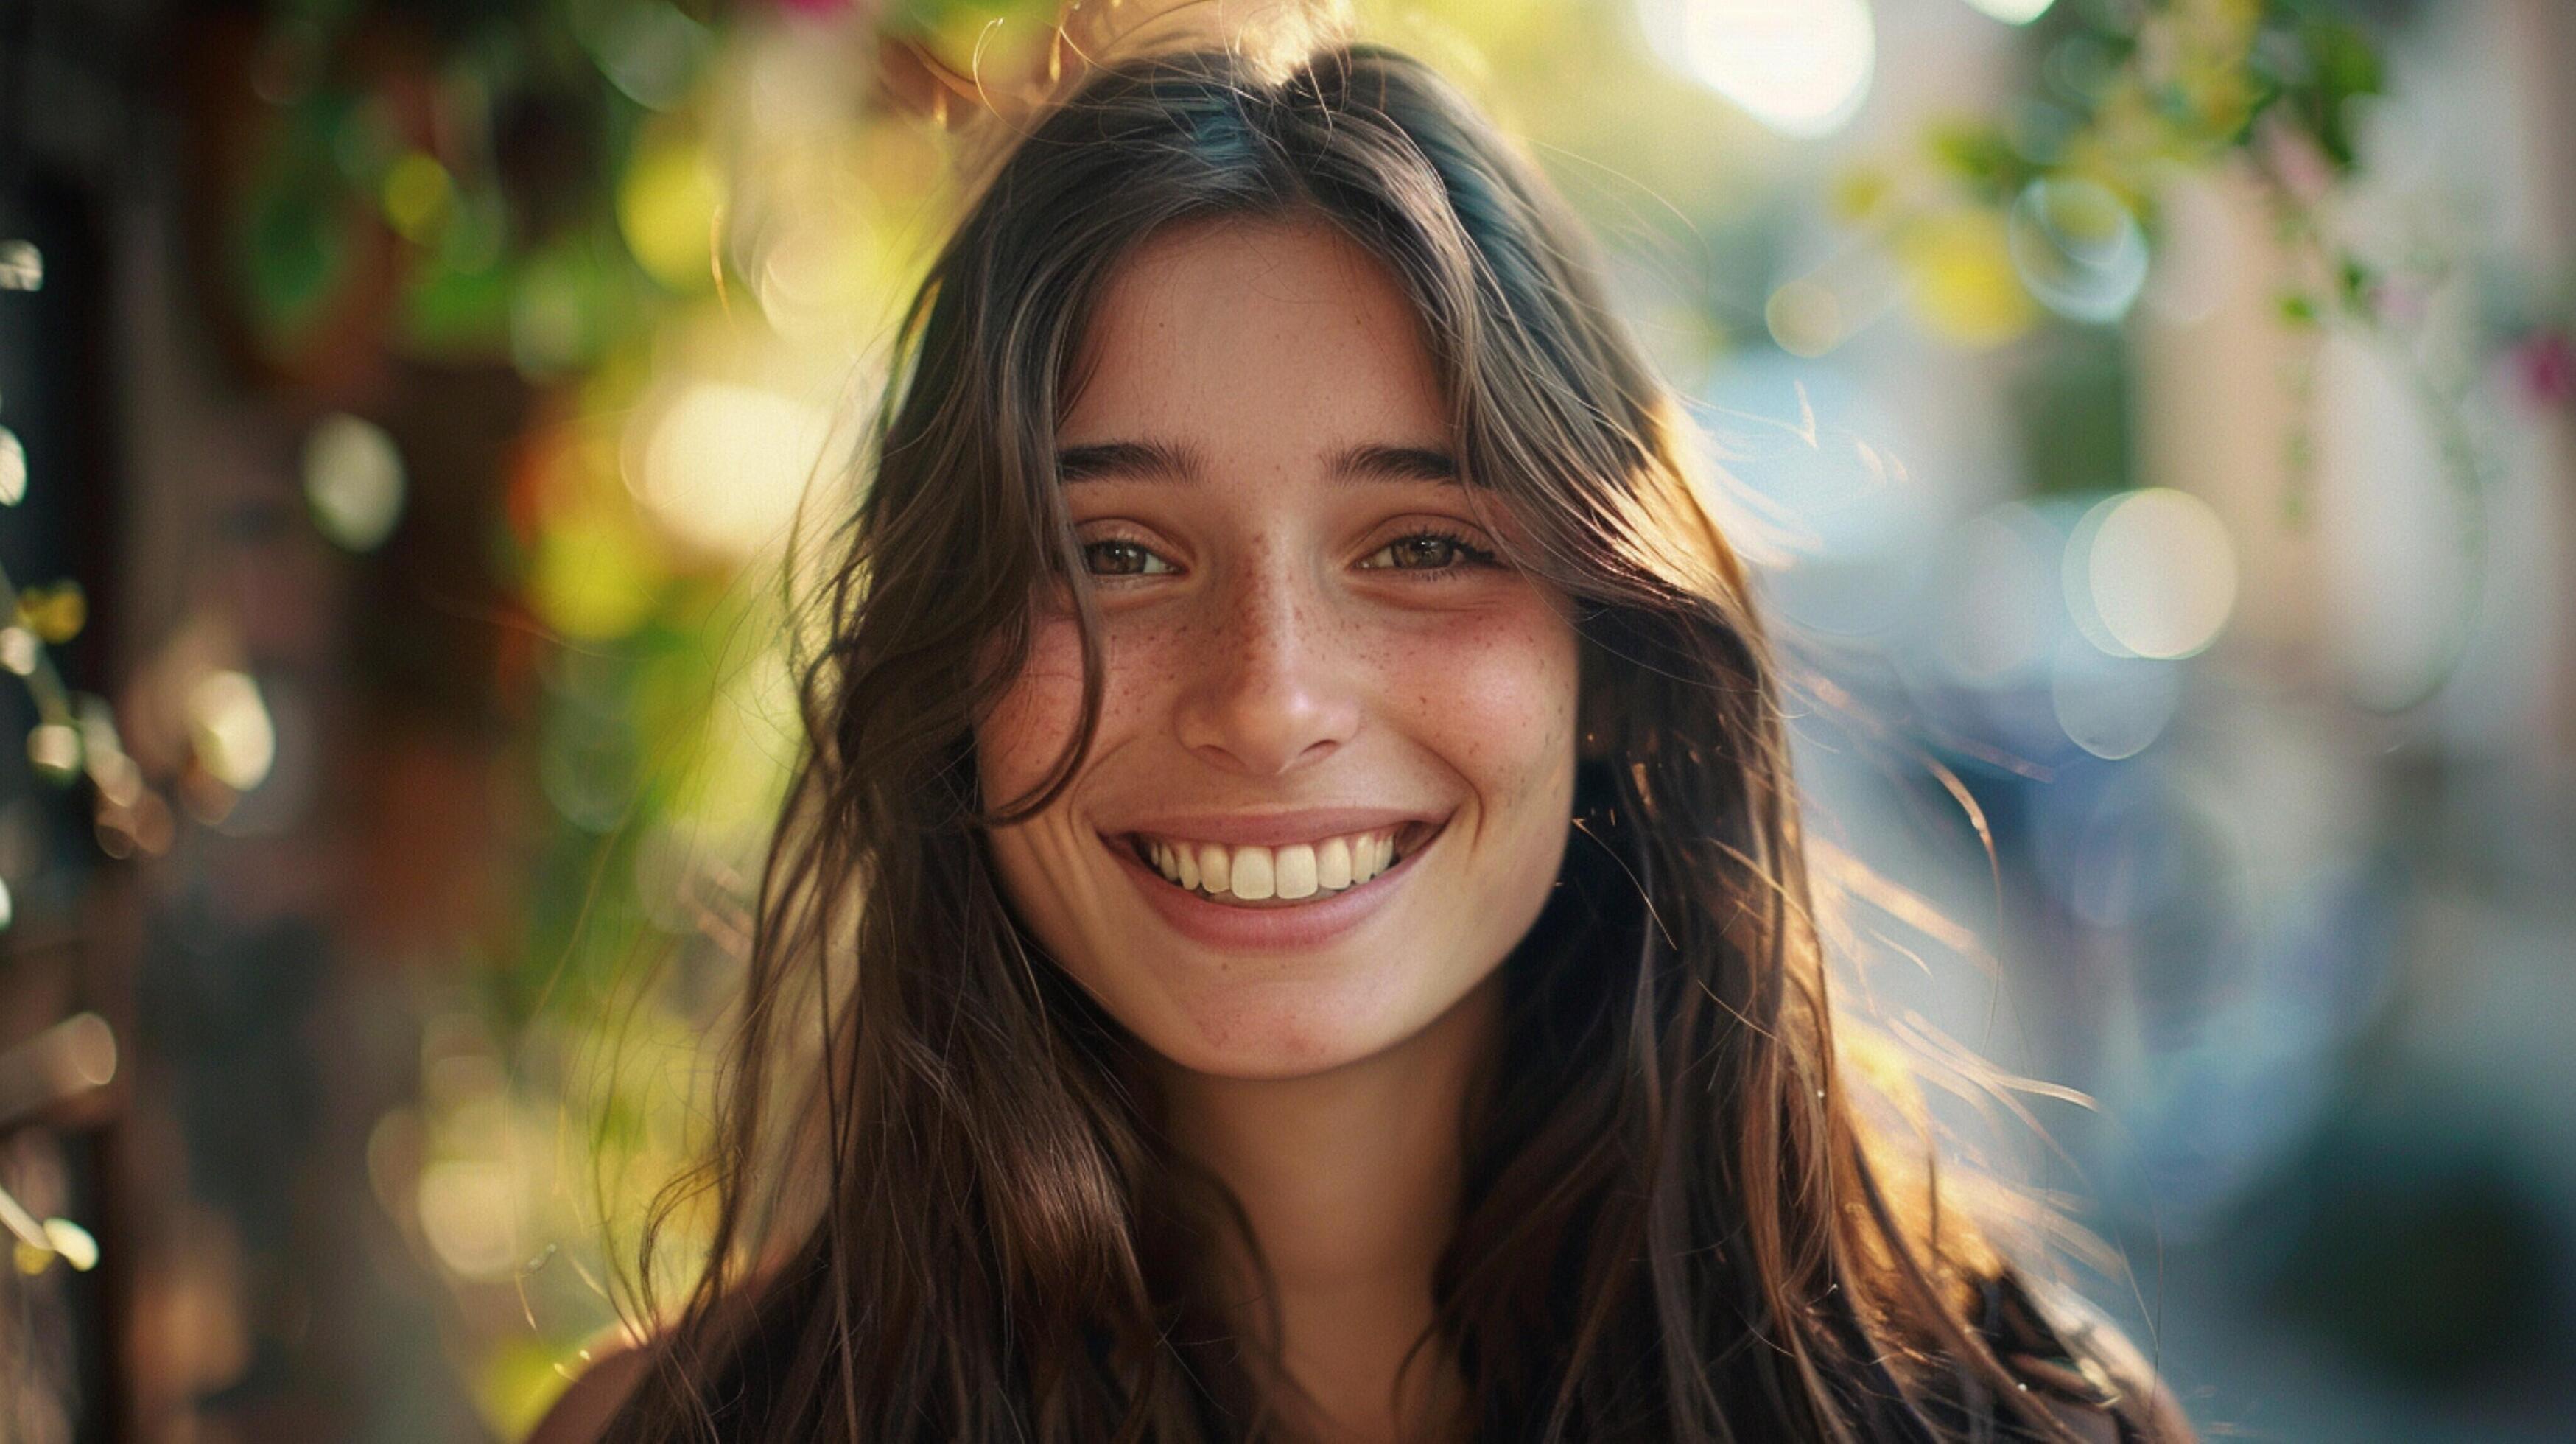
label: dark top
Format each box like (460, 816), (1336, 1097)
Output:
(549, 1261), (2196, 1441)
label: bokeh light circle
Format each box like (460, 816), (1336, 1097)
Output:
(1961, 0), (2057, 22)
(628, 381), (833, 558)
(1764, 279), (1845, 357)
(0, 426), (24, 505)
(2051, 637), (2183, 760)
(2071, 488), (2239, 659)
(303, 413), (407, 551)
(2007, 176), (2149, 324)
(1663, 0), (1876, 139)
(186, 670), (278, 793)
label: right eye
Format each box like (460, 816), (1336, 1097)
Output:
(1081, 539), (1176, 578)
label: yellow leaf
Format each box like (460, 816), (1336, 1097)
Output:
(19, 581), (85, 644)
(1895, 208), (2038, 349)
(619, 132), (725, 293)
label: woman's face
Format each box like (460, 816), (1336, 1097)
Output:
(978, 217), (1580, 1082)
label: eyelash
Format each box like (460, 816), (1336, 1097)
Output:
(1357, 528), (1500, 576)
(1075, 528), (1501, 581)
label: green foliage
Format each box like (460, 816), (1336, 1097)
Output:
(231, 0), (706, 373)
(1928, 119), (2036, 207)
(2256, 10), (2384, 168)
(1856, 0), (2394, 349)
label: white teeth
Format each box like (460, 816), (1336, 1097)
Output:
(1231, 847), (1275, 900)
(1141, 828), (1414, 902)
(1348, 835), (1381, 885)
(1317, 836), (1352, 890)
(1274, 844), (1317, 900)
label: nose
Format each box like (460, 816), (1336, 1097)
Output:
(1173, 555), (1362, 777)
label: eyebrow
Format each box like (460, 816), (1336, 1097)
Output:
(1055, 438), (1201, 483)
(1054, 439), (1467, 486)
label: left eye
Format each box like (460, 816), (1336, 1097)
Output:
(1081, 539), (1175, 577)
(1360, 533), (1495, 571)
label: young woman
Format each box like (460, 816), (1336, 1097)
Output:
(538, 31), (2191, 1444)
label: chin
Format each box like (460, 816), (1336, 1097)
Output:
(1143, 961), (1466, 1082)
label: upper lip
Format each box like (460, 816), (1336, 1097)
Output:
(1101, 806), (1448, 847)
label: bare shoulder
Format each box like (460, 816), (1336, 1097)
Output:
(524, 1340), (654, 1444)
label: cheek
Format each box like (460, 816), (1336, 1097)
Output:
(976, 609), (1189, 807)
(975, 612), (1089, 808)
(1389, 601), (1581, 812)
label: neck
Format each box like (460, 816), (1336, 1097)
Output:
(1158, 976), (1502, 1444)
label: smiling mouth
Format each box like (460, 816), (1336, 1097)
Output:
(1120, 821), (1441, 908)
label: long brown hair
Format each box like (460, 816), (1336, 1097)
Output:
(601, 34), (2155, 1444)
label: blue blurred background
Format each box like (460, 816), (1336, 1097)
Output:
(0, 0), (2569, 1439)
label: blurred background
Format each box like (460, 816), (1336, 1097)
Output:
(0, 0), (2569, 1439)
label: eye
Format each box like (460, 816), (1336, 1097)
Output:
(1358, 530), (1498, 573)
(1081, 538), (1176, 578)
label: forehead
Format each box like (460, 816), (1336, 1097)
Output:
(1058, 217), (1449, 455)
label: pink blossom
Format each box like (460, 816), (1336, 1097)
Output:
(2510, 330), (2573, 410)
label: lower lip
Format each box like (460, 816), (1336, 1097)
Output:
(1106, 827), (1441, 953)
